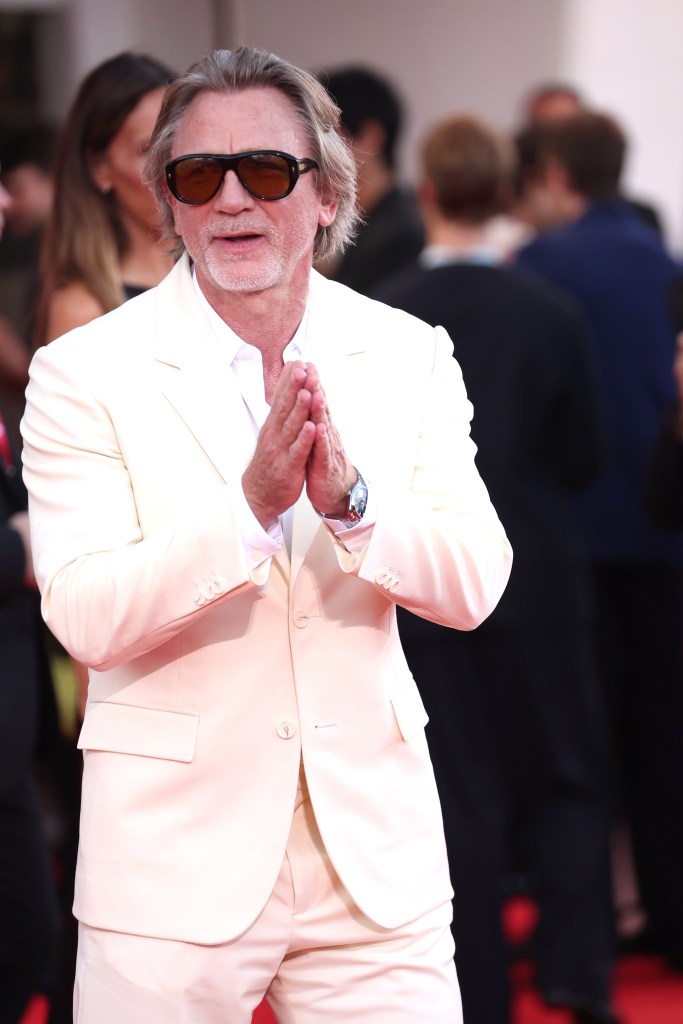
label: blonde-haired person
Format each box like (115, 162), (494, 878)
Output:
(36, 51), (176, 346)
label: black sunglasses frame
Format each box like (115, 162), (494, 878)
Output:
(165, 150), (319, 204)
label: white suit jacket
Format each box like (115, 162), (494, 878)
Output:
(21, 257), (512, 943)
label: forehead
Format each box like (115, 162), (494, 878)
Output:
(172, 87), (310, 157)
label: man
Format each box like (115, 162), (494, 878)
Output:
(516, 110), (683, 971)
(520, 84), (662, 235)
(20, 47), (512, 1023)
(375, 114), (616, 1024)
(317, 66), (424, 293)
(0, 171), (59, 1024)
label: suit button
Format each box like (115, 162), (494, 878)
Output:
(375, 566), (400, 591)
(277, 720), (297, 739)
(294, 610), (309, 628)
(250, 549), (263, 562)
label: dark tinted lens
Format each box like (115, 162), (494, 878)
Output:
(172, 158), (224, 203)
(239, 154), (294, 199)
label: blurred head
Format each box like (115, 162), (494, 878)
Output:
(318, 66), (403, 171)
(145, 46), (358, 264)
(516, 112), (626, 228)
(420, 115), (514, 225)
(524, 82), (583, 125)
(1, 125), (56, 237)
(538, 111), (626, 200)
(57, 52), (175, 243)
(40, 51), (175, 324)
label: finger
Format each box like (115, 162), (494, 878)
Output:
(279, 387), (314, 446)
(291, 419), (317, 463)
(269, 361), (309, 424)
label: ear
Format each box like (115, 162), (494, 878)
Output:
(544, 155), (571, 194)
(89, 152), (113, 194)
(417, 178), (437, 212)
(318, 190), (338, 229)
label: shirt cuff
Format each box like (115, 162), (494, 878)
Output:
(234, 484), (283, 569)
(325, 486), (376, 554)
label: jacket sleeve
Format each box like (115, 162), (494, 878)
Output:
(328, 325), (513, 630)
(20, 342), (268, 671)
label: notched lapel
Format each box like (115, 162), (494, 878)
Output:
(153, 258), (255, 485)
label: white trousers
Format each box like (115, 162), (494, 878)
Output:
(74, 772), (462, 1023)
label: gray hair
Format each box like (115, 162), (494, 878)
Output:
(144, 46), (359, 263)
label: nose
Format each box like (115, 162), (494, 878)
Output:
(213, 168), (255, 213)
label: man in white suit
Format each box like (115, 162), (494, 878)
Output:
(21, 47), (512, 1023)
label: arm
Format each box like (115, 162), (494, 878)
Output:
(325, 326), (513, 631)
(644, 333), (683, 529)
(21, 343), (270, 671)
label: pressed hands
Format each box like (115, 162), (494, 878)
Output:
(242, 361), (357, 530)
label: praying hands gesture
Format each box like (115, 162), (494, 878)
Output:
(242, 360), (356, 530)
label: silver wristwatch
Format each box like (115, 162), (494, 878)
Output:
(318, 468), (368, 527)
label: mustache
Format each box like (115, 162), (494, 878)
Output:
(207, 219), (271, 236)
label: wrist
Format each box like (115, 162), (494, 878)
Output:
(314, 468), (368, 527)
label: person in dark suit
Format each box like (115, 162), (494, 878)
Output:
(515, 110), (683, 969)
(521, 83), (663, 236)
(645, 332), (683, 531)
(0, 170), (60, 1024)
(375, 115), (617, 1024)
(317, 66), (424, 294)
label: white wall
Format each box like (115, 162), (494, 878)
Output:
(561, 0), (683, 248)
(5, 0), (683, 250)
(221, 0), (571, 184)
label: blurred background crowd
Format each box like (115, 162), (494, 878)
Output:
(1, 2), (683, 1023)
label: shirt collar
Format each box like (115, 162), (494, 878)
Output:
(419, 243), (501, 269)
(191, 266), (308, 363)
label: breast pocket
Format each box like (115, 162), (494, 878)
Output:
(77, 701), (199, 763)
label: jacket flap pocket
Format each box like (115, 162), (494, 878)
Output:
(391, 682), (429, 742)
(77, 702), (199, 762)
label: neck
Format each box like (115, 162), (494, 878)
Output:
(120, 215), (174, 287)
(427, 219), (489, 252)
(197, 266), (310, 381)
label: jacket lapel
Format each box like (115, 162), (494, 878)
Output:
(153, 257), (256, 485)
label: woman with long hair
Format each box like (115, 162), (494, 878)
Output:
(36, 51), (176, 346)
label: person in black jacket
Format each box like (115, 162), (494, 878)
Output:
(317, 66), (424, 294)
(375, 115), (617, 1024)
(0, 173), (59, 1024)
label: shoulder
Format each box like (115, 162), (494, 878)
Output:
(44, 281), (107, 343)
(32, 279), (162, 385)
(311, 269), (438, 339)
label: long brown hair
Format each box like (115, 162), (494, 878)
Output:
(36, 52), (175, 346)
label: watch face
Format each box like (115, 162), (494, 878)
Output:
(348, 478), (368, 521)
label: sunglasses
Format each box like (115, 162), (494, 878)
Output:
(165, 150), (319, 204)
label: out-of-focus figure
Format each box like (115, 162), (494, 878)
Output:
(317, 65), (424, 293)
(35, 51), (176, 347)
